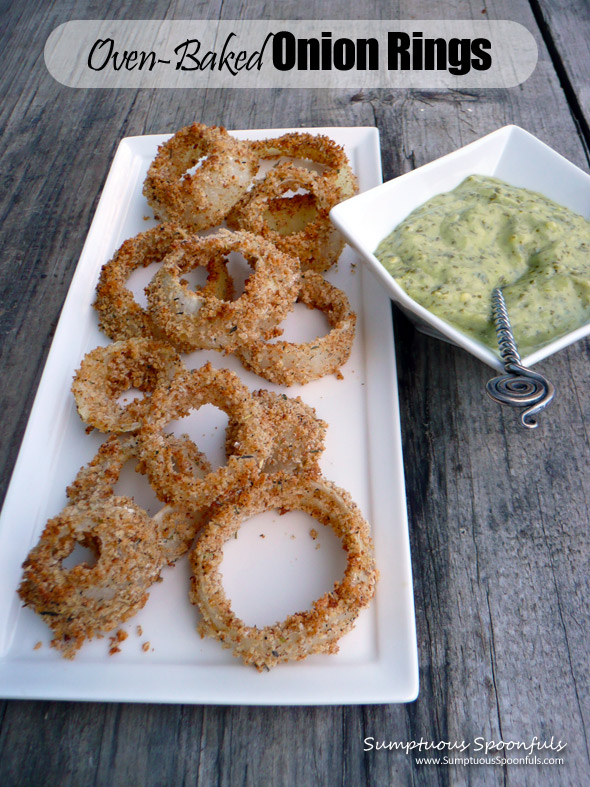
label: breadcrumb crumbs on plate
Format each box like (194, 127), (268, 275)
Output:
(310, 528), (318, 540)
(108, 629), (128, 655)
(136, 625), (143, 637)
(33, 641), (42, 650)
(142, 641), (150, 652)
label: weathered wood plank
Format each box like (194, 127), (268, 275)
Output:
(529, 0), (590, 161)
(357, 2), (590, 784)
(0, 0), (589, 785)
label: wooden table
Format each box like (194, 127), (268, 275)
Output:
(1, 1), (589, 784)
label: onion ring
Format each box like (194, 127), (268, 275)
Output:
(146, 229), (300, 353)
(226, 390), (327, 475)
(137, 363), (273, 510)
(260, 194), (319, 235)
(226, 163), (345, 273)
(18, 497), (164, 658)
(71, 338), (184, 433)
(67, 433), (212, 564)
(66, 434), (142, 504)
(93, 223), (232, 342)
(251, 132), (358, 202)
(143, 123), (257, 231)
(234, 271), (356, 386)
(189, 473), (377, 671)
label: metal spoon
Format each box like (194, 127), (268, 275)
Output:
(485, 288), (554, 429)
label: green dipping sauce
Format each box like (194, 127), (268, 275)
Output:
(375, 175), (590, 352)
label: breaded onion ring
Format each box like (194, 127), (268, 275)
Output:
(67, 434), (212, 564)
(226, 390), (327, 475)
(137, 363), (272, 510)
(71, 338), (184, 433)
(151, 434), (215, 561)
(146, 229), (300, 353)
(235, 272), (356, 386)
(251, 132), (358, 202)
(18, 497), (164, 658)
(66, 434), (141, 504)
(93, 223), (232, 342)
(189, 473), (377, 671)
(143, 123), (257, 231)
(227, 164), (345, 273)
(261, 194), (319, 235)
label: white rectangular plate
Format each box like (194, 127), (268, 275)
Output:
(0, 127), (418, 705)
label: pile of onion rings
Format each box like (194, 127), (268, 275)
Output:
(18, 123), (378, 668)
(91, 125), (359, 385)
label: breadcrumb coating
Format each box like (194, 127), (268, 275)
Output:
(18, 498), (164, 658)
(143, 123), (257, 231)
(189, 473), (377, 671)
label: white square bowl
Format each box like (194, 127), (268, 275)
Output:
(330, 125), (590, 371)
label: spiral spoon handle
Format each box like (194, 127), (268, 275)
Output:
(485, 288), (554, 429)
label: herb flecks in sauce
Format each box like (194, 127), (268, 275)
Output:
(375, 175), (590, 352)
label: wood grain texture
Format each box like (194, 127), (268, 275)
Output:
(0, 0), (589, 785)
(530, 0), (590, 162)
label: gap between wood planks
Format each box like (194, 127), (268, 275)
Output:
(528, 0), (590, 165)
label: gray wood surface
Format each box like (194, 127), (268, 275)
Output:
(1, 0), (589, 785)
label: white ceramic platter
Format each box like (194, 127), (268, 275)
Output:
(0, 128), (418, 705)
